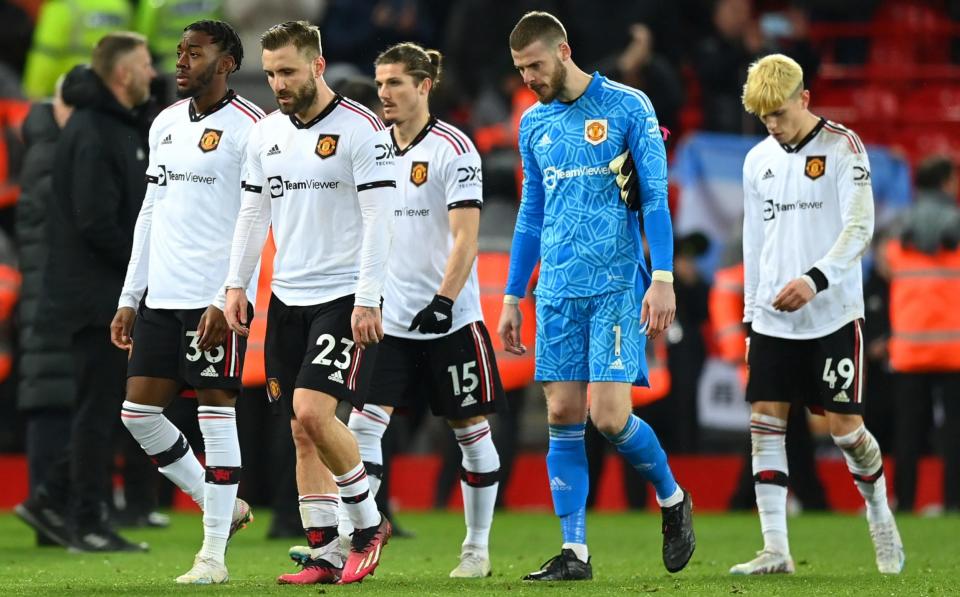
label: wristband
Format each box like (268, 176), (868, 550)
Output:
(651, 270), (674, 284)
(503, 295), (520, 305)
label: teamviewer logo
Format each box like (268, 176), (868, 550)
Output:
(268, 176), (284, 198)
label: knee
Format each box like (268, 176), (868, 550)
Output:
(589, 407), (628, 437)
(290, 418), (315, 451)
(546, 399), (585, 425)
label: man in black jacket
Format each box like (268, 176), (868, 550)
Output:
(17, 32), (156, 552)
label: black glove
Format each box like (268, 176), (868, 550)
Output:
(609, 150), (639, 210)
(408, 294), (454, 334)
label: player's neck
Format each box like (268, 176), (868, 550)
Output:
(787, 112), (821, 146)
(393, 110), (431, 148)
(557, 66), (592, 103)
(191, 81), (230, 115)
(296, 79), (336, 123)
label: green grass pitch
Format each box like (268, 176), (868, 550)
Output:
(0, 511), (957, 596)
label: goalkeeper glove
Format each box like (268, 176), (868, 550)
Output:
(609, 150), (639, 210)
(408, 294), (454, 334)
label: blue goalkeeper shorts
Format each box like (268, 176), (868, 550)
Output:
(534, 288), (649, 384)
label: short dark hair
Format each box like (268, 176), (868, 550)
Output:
(916, 155), (956, 191)
(260, 21), (321, 59)
(509, 11), (567, 51)
(185, 20), (244, 73)
(91, 31), (147, 80)
(375, 42), (442, 90)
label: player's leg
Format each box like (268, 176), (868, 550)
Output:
(121, 307), (204, 509)
(821, 321), (902, 574)
(587, 288), (693, 573)
(427, 321), (505, 578)
(523, 296), (592, 581)
(339, 403), (393, 542)
(294, 296), (389, 584)
(730, 329), (795, 575)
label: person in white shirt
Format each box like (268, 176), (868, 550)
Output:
(327, 43), (505, 580)
(222, 21), (396, 586)
(731, 53), (904, 576)
(110, 20), (262, 585)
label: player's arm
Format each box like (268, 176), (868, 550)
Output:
(409, 150), (483, 334)
(741, 158), (762, 354)
(626, 105), (675, 339)
(499, 115), (544, 354)
(352, 128), (397, 347)
(111, 123), (161, 350)
(773, 146), (875, 312)
(223, 125), (271, 337)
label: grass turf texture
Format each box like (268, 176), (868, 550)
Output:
(0, 511), (956, 596)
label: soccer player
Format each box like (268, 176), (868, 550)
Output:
(222, 21), (395, 585)
(732, 53), (904, 575)
(498, 11), (695, 581)
(341, 42), (505, 579)
(111, 20), (262, 584)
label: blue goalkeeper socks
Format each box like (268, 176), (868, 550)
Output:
(603, 414), (678, 500)
(547, 423), (589, 545)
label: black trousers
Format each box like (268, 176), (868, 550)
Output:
(42, 326), (127, 527)
(894, 372), (960, 511)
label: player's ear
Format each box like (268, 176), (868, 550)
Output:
(313, 55), (326, 79)
(219, 54), (236, 76)
(800, 89), (810, 110)
(558, 41), (572, 62)
(420, 77), (432, 97)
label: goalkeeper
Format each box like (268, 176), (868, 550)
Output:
(498, 10), (695, 581)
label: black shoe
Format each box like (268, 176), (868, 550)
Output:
(522, 549), (592, 581)
(661, 488), (695, 573)
(15, 499), (72, 548)
(112, 509), (171, 529)
(69, 525), (149, 553)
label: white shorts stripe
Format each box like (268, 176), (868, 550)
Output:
(470, 322), (493, 403)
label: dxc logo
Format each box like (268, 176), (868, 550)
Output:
(457, 166), (482, 183)
(375, 143), (395, 161)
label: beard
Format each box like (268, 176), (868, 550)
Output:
(276, 77), (318, 115)
(533, 59), (567, 104)
(175, 61), (218, 99)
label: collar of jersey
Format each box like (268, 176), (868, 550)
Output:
(390, 115), (437, 156)
(289, 94), (343, 129)
(554, 71), (602, 107)
(188, 89), (237, 122)
(779, 117), (826, 153)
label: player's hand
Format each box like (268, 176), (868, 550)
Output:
(110, 307), (136, 351)
(408, 294), (454, 334)
(352, 305), (384, 348)
(224, 288), (250, 337)
(196, 305), (228, 351)
(609, 150), (639, 210)
(772, 277), (815, 312)
(641, 280), (676, 339)
(497, 302), (527, 355)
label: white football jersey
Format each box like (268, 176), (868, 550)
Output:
(225, 94), (397, 307)
(743, 117), (875, 340)
(119, 91), (264, 311)
(382, 117), (484, 339)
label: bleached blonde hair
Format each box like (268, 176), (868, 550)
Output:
(741, 54), (804, 116)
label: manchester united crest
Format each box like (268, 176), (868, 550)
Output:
(805, 155), (826, 180)
(410, 161), (429, 186)
(198, 128), (222, 152)
(584, 119), (608, 145)
(267, 378), (282, 402)
(316, 134), (339, 159)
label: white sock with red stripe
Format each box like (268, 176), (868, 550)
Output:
(339, 406), (390, 539)
(751, 413), (790, 556)
(832, 424), (891, 524)
(334, 461), (380, 530)
(299, 494), (343, 565)
(198, 406), (240, 563)
(454, 420), (500, 551)
(120, 401), (204, 507)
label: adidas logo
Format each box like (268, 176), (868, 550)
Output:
(833, 390), (850, 403)
(609, 358), (624, 370)
(435, 312), (448, 321)
(161, 134), (172, 145)
(266, 144), (281, 156)
(200, 365), (218, 378)
(549, 476), (571, 491)
(460, 393), (477, 407)
(328, 370), (344, 384)
(537, 132), (552, 146)
(762, 169), (775, 180)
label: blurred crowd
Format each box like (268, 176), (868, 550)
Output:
(0, 0), (959, 535)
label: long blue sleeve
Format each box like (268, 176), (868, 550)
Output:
(627, 106), (673, 273)
(505, 115), (544, 297)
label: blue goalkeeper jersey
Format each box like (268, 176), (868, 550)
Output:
(505, 72), (673, 300)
